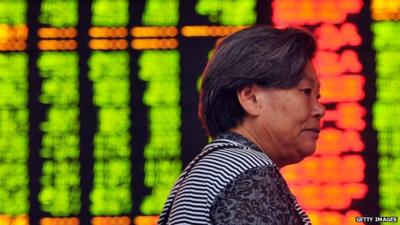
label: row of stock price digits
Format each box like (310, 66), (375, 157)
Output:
(371, 0), (400, 218)
(0, 0), (29, 225)
(38, 1), (81, 225)
(137, 1), (181, 225)
(89, 1), (132, 225)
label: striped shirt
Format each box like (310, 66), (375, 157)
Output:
(158, 132), (311, 225)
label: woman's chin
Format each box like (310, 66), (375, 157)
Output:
(293, 143), (317, 163)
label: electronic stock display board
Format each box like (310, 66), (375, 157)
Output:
(0, 0), (399, 225)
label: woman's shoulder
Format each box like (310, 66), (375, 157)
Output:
(184, 139), (275, 188)
(200, 137), (275, 168)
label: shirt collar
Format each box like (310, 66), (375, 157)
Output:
(214, 131), (263, 153)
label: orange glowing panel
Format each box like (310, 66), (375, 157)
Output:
(0, 25), (28, 51)
(89, 39), (128, 50)
(181, 26), (246, 37)
(341, 23), (363, 46)
(371, 0), (400, 20)
(91, 217), (130, 225)
(315, 23), (362, 51)
(323, 102), (366, 130)
(131, 27), (178, 37)
(0, 24), (28, 43)
(131, 38), (178, 49)
(89, 27), (128, 38)
(315, 51), (342, 76)
(341, 155), (366, 182)
(133, 216), (159, 225)
(339, 50), (363, 73)
(0, 41), (26, 51)
(316, 128), (364, 154)
(38, 40), (77, 50)
(272, 0), (363, 25)
(325, 185), (352, 209)
(336, 103), (366, 130)
(0, 215), (29, 225)
(316, 129), (344, 154)
(38, 28), (77, 38)
(308, 210), (365, 225)
(40, 217), (79, 225)
(320, 75), (365, 103)
(283, 155), (365, 183)
(309, 211), (341, 225)
(290, 183), (367, 210)
(316, 50), (362, 76)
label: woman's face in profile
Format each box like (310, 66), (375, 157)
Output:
(256, 62), (325, 165)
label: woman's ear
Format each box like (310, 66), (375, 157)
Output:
(237, 85), (261, 116)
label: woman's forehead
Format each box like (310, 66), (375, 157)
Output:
(298, 64), (321, 90)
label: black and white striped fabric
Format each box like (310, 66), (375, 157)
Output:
(158, 137), (311, 225)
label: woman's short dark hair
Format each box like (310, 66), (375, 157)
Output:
(198, 26), (317, 138)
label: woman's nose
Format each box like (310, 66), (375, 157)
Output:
(313, 100), (325, 119)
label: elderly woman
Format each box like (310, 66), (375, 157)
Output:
(158, 26), (325, 225)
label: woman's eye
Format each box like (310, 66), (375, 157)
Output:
(302, 88), (312, 95)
